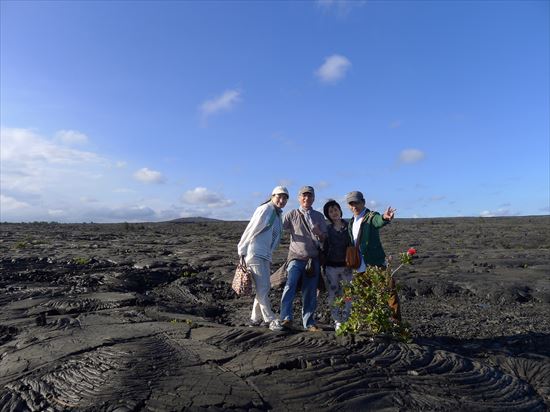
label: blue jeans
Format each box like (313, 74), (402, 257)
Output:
(280, 259), (319, 328)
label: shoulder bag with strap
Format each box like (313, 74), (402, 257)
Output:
(297, 211), (323, 276)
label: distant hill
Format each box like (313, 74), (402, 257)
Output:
(168, 217), (223, 223)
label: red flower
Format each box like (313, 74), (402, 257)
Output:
(344, 296), (353, 302)
(407, 248), (417, 256)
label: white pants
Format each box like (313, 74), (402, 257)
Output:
(246, 256), (276, 323)
(324, 265), (353, 323)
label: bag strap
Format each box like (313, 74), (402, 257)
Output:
(298, 210), (323, 248)
(258, 208), (278, 235)
(298, 210), (314, 235)
(267, 208), (277, 227)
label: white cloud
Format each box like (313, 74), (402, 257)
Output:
(315, 54), (351, 83)
(199, 89), (242, 119)
(55, 129), (89, 145)
(113, 188), (136, 194)
(48, 209), (65, 217)
(316, 0), (366, 17)
(0, 128), (164, 222)
(96, 205), (157, 221)
(399, 149), (425, 164)
(133, 168), (165, 184)
(0, 194), (30, 211)
(115, 161), (127, 168)
(1, 128), (102, 166)
(480, 208), (516, 217)
(316, 180), (330, 189)
(80, 196), (99, 203)
(0, 127), (107, 199)
(181, 187), (234, 208)
(366, 199), (378, 209)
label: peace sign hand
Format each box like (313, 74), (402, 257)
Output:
(383, 206), (396, 221)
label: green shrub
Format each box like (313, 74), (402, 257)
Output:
(335, 248), (416, 342)
(15, 241), (28, 249)
(74, 257), (91, 265)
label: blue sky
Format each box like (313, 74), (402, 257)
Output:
(1, 0), (548, 222)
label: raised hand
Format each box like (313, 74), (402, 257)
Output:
(383, 206), (396, 221)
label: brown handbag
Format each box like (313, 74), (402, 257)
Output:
(345, 246), (361, 269)
(346, 211), (375, 269)
(270, 261), (289, 289)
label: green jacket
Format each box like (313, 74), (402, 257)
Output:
(348, 209), (389, 267)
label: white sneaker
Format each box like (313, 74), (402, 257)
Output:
(269, 319), (283, 331)
(335, 322), (342, 332)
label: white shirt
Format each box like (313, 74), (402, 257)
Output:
(352, 208), (367, 245)
(352, 208), (367, 272)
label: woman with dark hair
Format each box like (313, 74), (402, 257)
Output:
(238, 186), (289, 331)
(322, 199), (352, 332)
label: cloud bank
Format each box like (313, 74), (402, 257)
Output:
(55, 130), (89, 145)
(0, 128), (167, 222)
(480, 208), (517, 217)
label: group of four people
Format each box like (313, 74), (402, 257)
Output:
(237, 185), (398, 332)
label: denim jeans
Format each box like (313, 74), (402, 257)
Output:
(280, 258), (319, 328)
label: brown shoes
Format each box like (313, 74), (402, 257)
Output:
(281, 321), (322, 332)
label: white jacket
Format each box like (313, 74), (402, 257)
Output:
(237, 202), (282, 262)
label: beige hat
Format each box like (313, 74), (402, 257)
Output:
(271, 186), (289, 196)
(345, 191), (365, 203)
(298, 185), (315, 196)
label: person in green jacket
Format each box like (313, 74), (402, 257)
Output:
(346, 190), (400, 321)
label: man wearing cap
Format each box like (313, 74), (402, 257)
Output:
(280, 186), (327, 332)
(346, 190), (400, 320)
